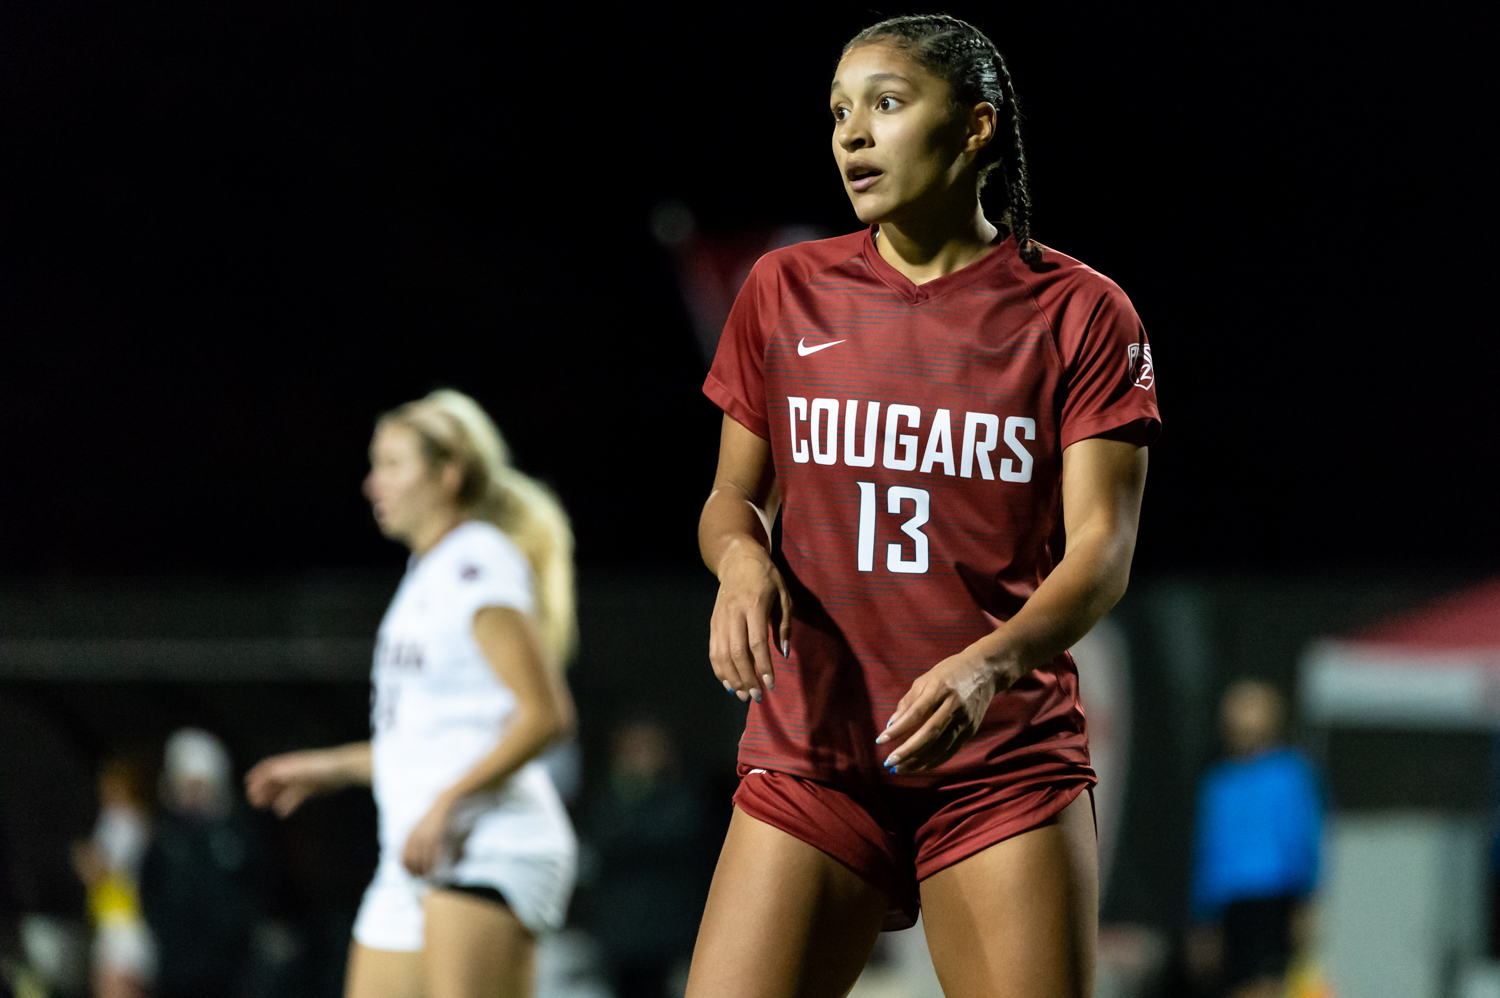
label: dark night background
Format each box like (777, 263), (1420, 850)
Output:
(1, 5), (1497, 993)
(3, 2), (1494, 579)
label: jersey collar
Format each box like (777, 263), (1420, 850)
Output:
(861, 224), (1017, 304)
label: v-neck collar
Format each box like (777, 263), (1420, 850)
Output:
(860, 224), (1017, 304)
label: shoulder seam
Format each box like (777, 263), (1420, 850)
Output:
(1003, 254), (1065, 372)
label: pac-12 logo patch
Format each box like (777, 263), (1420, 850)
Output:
(1127, 343), (1154, 390)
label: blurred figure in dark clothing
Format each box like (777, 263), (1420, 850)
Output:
(1490, 735), (1500, 958)
(140, 729), (267, 998)
(1186, 681), (1322, 998)
(0, 829), (22, 998)
(582, 719), (708, 998)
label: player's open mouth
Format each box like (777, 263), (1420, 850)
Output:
(846, 162), (883, 192)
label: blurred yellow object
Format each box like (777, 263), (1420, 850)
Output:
(88, 871), (143, 926)
(1285, 956), (1335, 998)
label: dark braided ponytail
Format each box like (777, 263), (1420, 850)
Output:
(843, 14), (1043, 265)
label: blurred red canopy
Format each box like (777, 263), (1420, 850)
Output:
(1303, 577), (1500, 727)
(1348, 577), (1500, 651)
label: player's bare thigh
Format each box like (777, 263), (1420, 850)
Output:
(685, 807), (887, 998)
(345, 942), (422, 998)
(920, 792), (1098, 998)
(423, 888), (536, 998)
(94, 968), (149, 998)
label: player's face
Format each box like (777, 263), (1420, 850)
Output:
(1222, 683), (1281, 756)
(829, 43), (976, 225)
(364, 423), (452, 545)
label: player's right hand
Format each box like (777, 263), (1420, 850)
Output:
(709, 541), (792, 703)
(245, 751), (340, 818)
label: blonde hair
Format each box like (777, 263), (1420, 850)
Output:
(379, 389), (578, 668)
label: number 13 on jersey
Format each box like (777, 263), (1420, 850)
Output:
(856, 483), (930, 574)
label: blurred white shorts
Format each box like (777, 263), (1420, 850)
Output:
(94, 920), (156, 980)
(352, 819), (575, 951)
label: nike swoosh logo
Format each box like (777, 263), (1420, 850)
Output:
(797, 338), (846, 357)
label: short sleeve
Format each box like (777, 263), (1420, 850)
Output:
(447, 529), (534, 623)
(703, 255), (781, 440)
(1055, 280), (1162, 449)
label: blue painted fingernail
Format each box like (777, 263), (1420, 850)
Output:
(751, 689), (762, 704)
(723, 681), (735, 693)
(781, 640), (789, 657)
(887, 765), (898, 775)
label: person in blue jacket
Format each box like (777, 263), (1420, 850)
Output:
(1188, 680), (1322, 998)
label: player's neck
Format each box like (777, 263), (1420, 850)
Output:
(408, 509), (467, 558)
(874, 201), (999, 286)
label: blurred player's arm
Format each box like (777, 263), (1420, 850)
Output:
(699, 413), (788, 704)
(883, 428), (1149, 772)
(245, 741), (372, 817)
(445, 605), (574, 799)
(401, 605), (573, 875)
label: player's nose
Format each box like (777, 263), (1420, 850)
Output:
(836, 112), (872, 152)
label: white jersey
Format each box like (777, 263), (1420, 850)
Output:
(90, 805), (156, 979)
(360, 520), (575, 944)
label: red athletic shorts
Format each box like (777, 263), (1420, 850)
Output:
(732, 765), (1092, 930)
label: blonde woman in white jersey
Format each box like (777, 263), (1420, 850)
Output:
(246, 389), (578, 998)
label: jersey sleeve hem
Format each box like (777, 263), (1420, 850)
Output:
(446, 525), (537, 619)
(467, 590), (534, 614)
(1059, 405), (1162, 450)
(703, 372), (770, 440)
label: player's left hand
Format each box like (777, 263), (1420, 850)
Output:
(877, 651), (1010, 774)
(402, 798), (453, 876)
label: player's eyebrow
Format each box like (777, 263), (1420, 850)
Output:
(830, 72), (913, 94)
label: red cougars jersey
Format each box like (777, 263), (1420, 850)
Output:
(705, 228), (1160, 789)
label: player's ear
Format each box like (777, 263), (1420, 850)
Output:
(439, 461), (463, 500)
(964, 101), (998, 159)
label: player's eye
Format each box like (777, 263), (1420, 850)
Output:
(832, 106), (849, 122)
(877, 96), (900, 112)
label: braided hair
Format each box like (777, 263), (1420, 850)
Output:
(843, 14), (1042, 265)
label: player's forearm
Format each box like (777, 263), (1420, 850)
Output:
(698, 485), (775, 576)
(325, 742), (374, 786)
(973, 521), (1137, 683)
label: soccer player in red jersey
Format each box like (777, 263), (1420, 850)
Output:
(689, 15), (1159, 998)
